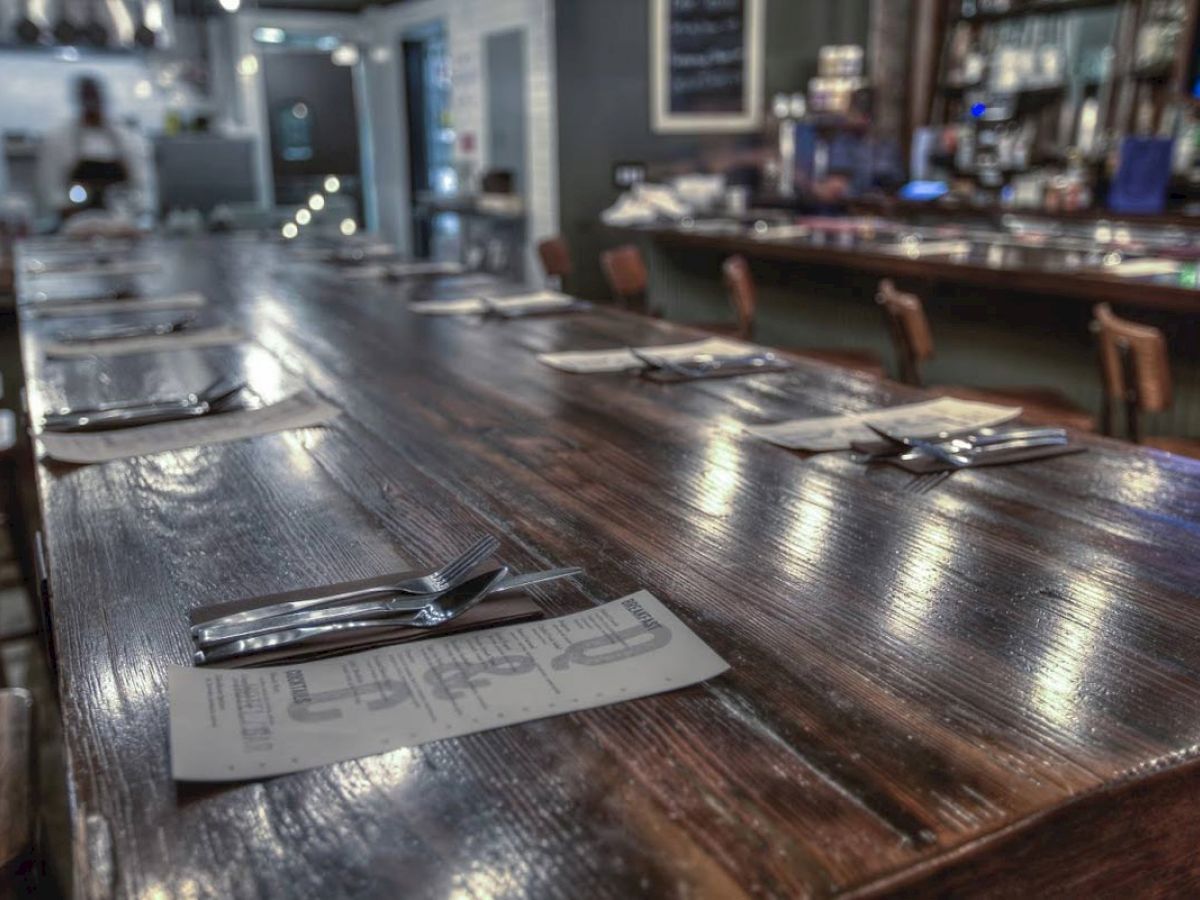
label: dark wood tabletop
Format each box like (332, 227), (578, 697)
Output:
(615, 221), (1200, 314)
(15, 235), (1200, 898)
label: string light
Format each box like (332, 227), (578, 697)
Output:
(295, 209), (312, 225)
(281, 223), (298, 239)
(339, 219), (357, 236)
(324, 176), (340, 193)
(308, 194), (325, 211)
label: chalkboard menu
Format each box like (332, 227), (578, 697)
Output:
(652, 0), (763, 133)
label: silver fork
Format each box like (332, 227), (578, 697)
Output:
(195, 567), (510, 666)
(630, 348), (693, 378)
(904, 471), (953, 494)
(187, 535), (500, 636)
(192, 566), (582, 648)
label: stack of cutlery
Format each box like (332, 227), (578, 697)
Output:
(42, 377), (246, 433)
(189, 536), (581, 666)
(851, 423), (1085, 486)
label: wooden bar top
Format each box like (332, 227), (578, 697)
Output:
(15, 235), (1200, 897)
(613, 218), (1200, 314)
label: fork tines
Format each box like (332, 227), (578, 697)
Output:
(904, 471), (953, 495)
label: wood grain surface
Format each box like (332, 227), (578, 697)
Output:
(15, 235), (1200, 898)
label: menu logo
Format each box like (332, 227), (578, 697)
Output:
(286, 669), (311, 706)
(622, 597), (663, 631)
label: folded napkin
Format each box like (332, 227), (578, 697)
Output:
(875, 441), (1086, 474)
(411, 291), (589, 317)
(746, 396), (1022, 452)
(38, 391), (339, 464)
(538, 336), (761, 374)
(189, 568), (544, 668)
(23, 291), (207, 319)
(44, 324), (244, 359)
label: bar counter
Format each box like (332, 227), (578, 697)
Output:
(612, 215), (1200, 313)
(14, 235), (1200, 897)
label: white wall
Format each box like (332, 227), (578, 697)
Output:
(0, 50), (199, 136)
(359, 0), (559, 277)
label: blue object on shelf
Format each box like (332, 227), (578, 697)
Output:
(1108, 137), (1174, 215)
(899, 180), (950, 201)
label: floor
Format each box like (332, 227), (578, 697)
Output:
(1, 529), (69, 899)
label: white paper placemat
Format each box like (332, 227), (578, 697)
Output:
(411, 290), (581, 316)
(39, 392), (339, 464)
(169, 590), (728, 780)
(44, 324), (245, 359)
(538, 336), (759, 374)
(23, 291), (208, 319)
(745, 396), (1023, 451)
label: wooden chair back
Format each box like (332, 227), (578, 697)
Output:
(537, 236), (572, 286)
(720, 255), (756, 341)
(876, 279), (935, 386)
(600, 244), (648, 309)
(1092, 303), (1173, 441)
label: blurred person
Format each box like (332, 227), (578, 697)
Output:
(37, 74), (152, 229)
(796, 87), (905, 206)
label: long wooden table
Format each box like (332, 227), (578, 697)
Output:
(15, 235), (1200, 897)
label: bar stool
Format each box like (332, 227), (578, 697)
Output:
(877, 279), (1096, 431)
(0, 687), (35, 897)
(1092, 303), (1200, 459)
(715, 256), (885, 376)
(600, 245), (649, 312)
(536, 236), (572, 290)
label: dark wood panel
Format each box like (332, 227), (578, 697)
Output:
(15, 235), (1200, 898)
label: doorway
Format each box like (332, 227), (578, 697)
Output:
(401, 23), (454, 259)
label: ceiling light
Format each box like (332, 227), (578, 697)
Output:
(331, 43), (359, 66)
(253, 26), (286, 44)
(219, 0), (241, 11)
(237, 55), (258, 76)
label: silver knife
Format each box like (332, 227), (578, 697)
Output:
(55, 316), (195, 344)
(191, 567), (582, 648)
(901, 434), (1069, 466)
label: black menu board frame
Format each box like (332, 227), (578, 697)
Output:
(651, 0), (764, 134)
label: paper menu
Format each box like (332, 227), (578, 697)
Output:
(38, 391), (340, 464)
(23, 292), (208, 319)
(44, 325), (245, 359)
(341, 261), (465, 280)
(745, 396), (1023, 451)
(25, 259), (160, 277)
(411, 291), (582, 316)
(169, 590), (729, 780)
(538, 337), (761, 374)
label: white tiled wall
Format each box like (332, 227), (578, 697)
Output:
(359, 0), (559, 280)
